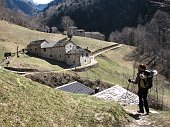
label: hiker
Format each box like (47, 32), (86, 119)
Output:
(128, 64), (149, 115)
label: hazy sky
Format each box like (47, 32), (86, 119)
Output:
(33, 0), (53, 4)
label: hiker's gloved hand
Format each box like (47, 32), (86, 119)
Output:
(128, 78), (131, 82)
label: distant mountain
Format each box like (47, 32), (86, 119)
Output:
(39, 0), (167, 37)
(5, 0), (37, 15)
(36, 4), (48, 11)
(4, 0), (48, 15)
(0, 0), (42, 30)
(43, 0), (62, 11)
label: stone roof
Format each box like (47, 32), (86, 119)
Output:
(54, 41), (70, 47)
(41, 41), (57, 49)
(28, 38), (76, 49)
(77, 29), (85, 32)
(54, 39), (75, 47)
(56, 81), (95, 95)
(40, 38), (70, 48)
(28, 39), (47, 47)
(66, 48), (91, 55)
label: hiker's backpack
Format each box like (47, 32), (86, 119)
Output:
(142, 70), (157, 89)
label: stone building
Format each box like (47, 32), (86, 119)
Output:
(85, 32), (105, 40)
(67, 26), (78, 36)
(27, 38), (92, 67)
(52, 40), (77, 62)
(51, 27), (58, 33)
(65, 47), (91, 66)
(41, 41), (57, 59)
(75, 29), (85, 37)
(66, 26), (105, 40)
(27, 39), (47, 56)
(84, 32), (92, 38)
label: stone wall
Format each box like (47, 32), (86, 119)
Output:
(66, 54), (80, 66)
(52, 47), (65, 62)
(27, 45), (41, 56)
(41, 48), (52, 59)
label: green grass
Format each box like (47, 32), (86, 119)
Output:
(0, 69), (130, 126)
(77, 46), (135, 87)
(78, 55), (132, 87)
(9, 54), (63, 71)
(72, 36), (115, 52)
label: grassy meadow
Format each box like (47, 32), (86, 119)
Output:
(0, 21), (65, 52)
(72, 36), (115, 52)
(78, 45), (136, 87)
(9, 54), (64, 71)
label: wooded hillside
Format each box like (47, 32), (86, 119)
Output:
(109, 10), (170, 80)
(39, 0), (158, 36)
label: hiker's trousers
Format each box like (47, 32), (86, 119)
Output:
(138, 88), (149, 113)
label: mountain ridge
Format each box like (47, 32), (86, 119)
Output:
(4, 0), (47, 15)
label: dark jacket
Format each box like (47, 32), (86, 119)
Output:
(131, 71), (147, 89)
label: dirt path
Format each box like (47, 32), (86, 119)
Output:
(93, 85), (160, 127)
(92, 44), (122, 57)
(124, 107), (159, 127)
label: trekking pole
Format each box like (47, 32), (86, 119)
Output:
(131, 60), (136, 92)
(125, 81), (131, 99)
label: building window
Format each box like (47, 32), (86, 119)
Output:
(85, 60), (86, 62)
(68, 55), (70, 58)
(86, 53), (89, 57)
(60, 55), (61, 58)
(35, 48), (37, 51)
(44, 48), (46, 52)
(50, 54), (52, 57)
(73, 61), (75, 64)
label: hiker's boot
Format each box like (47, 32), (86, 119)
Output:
(137, 110), (144, 113)
(146, 112), (149, 115)
(139, 103), (144, 114)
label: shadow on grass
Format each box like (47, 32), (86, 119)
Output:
(127, 112), (140, 120)
(26, 53), (70, 69)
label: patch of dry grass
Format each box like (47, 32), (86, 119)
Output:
(72, 36), (116, 52)
(149, 111), (170, 127)
(9, 54), (63, 71)
(0, 21), (65, 52)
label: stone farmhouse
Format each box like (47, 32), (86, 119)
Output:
(27, 40), (45, 56)
(67, 27), (105, 41)
(85, 32), (105, 40)
(66, 47), (91, 66)
(27, 38), (92, 66)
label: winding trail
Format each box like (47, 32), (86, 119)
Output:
(92, 43), (122, 57)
